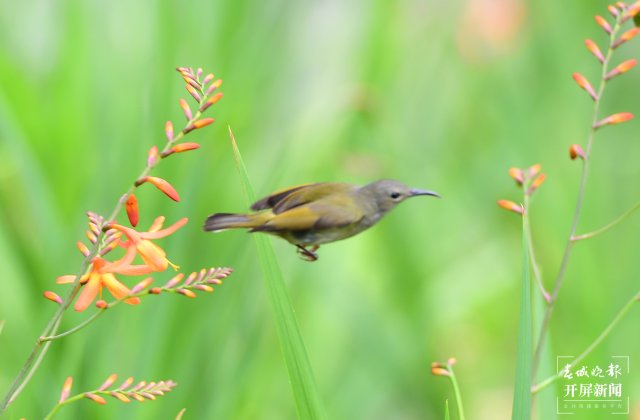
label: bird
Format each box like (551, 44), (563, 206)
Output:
(203, 179), (439, 261)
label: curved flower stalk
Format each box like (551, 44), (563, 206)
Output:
(0, 67), (228, 414)
(44, 374), (177, 419)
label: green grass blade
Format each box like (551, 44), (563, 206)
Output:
(511, 213), (532, 419)
(444, 399), (450, 420)
(229, 128), (326, 419)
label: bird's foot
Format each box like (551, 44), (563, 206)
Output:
(296, 245), (319, 262)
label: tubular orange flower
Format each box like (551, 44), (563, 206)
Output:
(110, 217), (188, 272)
(43, 291), (63, 305)
(192, 118), (215, 129)
(57, 246), (152, 312)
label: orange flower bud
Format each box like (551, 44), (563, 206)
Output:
(172, 142), (200, 153)
(194, 284), (214, 292)
(131, 277), (153, 294)
(186, 84), (202, 102)
(431, 367), (451, 377)
(179, 98), (192, 121)
(77, 241), (90, 257)
(527, 173), (546, 195)
(85, 392), (107, 405)
(613, 27), (639, 48)
(44, 291), (63, 305)
(99, 374), (118, 391)
(117, 377), (134, 391)
(183, 76), (200, 91)
(569, 144), (586, 160)
(508, 167), (525, 185)
(110, 391), (131, 403)
(136, 176), (180, 202)
(528, 164), (541, 178)
(593, 112), (635, 129)
(206, 79), (223, 95)
(164, 273), (184, 288)
(165, 121), (174, 142)
(572, 73), (597, 101)
(608, 5), (619, 17)
(193, 118), (215, 129)
(177, 288), (196, 298)
(86, 230), (98, 244)
(497, 199), (524, 215)
(95, 300), (108, 309)
(622, 3), (640, 22)
(200, 92), (224, 112)
(584, 39), (604, 63)
(604, 59), (637, 80)
(149, 287), (162, 294)
(60, 377), (73, 402)
(126, 194), (139, 227)
(147, 146), (159, 167)
(595, 15), (612, 34)
(202, 73), (214, 85)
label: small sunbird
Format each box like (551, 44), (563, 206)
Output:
(203, 179), (439, 261)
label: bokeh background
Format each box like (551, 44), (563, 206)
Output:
(1, 0), (639, 418)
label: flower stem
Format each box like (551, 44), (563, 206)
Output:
(448, 364), (466, 420)
(532, 290), (639, 394)
(531, 15), (622, 383)
(571, 201), (640, 242)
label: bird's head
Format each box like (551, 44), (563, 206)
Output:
(363, 179), (440, 213)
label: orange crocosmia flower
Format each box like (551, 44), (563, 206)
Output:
(110, 217), (188, 272)
(57, 245), (154, 312)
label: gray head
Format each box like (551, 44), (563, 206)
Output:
(361, 179), (440, 213)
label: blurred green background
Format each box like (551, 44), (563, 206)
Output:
(1, 0), (639, 418)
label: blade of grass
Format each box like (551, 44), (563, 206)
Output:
(511, 209), (532, 420)
(444, 399), (449, 420)
(229, 127), (326, 419)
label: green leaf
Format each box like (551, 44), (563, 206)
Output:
(229, 128), (326, 419)
(512, 213), (532, 419)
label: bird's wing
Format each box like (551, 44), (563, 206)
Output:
(251, 182), (354, 214)
(253, 201), (364, 232)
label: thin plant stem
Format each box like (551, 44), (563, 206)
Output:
(571, 201), (640, 242)
(532, 290), (639, 394)
(524, 194), (550, 304)
(448, 364), (466, 420)
(0, 72), (218, 413)
(531, 16), (622, 382)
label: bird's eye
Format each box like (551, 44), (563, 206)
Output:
(390, 192), (401, 199)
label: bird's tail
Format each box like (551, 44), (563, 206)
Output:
(203, 213), (262, 232)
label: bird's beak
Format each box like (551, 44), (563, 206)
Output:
(410, 189), (440, 198)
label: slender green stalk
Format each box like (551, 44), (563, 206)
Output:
(531, 15), (623, 382)
(0, 70), (219, 413)
(512, 205), (532, 420)
(532, 290), (639, 394)
(229, 128), (326, 419)
(447, 365), (465, 420)
(571, 201), (640, 242)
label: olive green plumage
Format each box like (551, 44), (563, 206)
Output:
(203, 179), (439, 260)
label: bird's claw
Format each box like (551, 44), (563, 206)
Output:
(296, 245), (319, 262)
